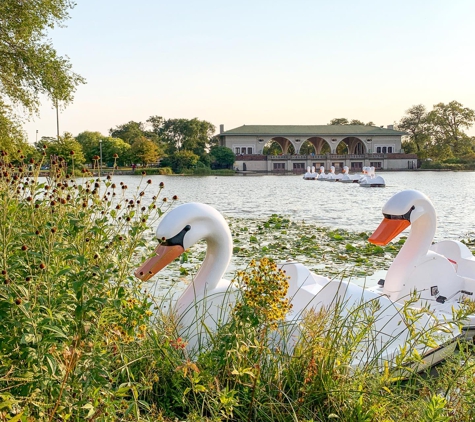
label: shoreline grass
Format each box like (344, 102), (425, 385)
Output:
(1, 158), (475, 421)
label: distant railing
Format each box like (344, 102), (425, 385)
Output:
(234, 153), (416, 161)
(266, 153), (388, 160)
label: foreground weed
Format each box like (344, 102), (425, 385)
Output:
(0, 154), (174, 420)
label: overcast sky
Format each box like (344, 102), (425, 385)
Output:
(22, 0), (475, 142)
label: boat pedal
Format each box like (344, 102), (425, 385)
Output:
(377, 279), (385, 286)
(461, 290), (473, 296)
(431, 286), (447, 303)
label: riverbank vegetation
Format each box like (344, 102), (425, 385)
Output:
(2, 159), (475, 421)
(396, 102), (475, 170)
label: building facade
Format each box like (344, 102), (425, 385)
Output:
(219, 124), (417, 172)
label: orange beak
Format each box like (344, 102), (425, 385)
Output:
(368, 218), (411, 246)
(134, 244), (184, 281)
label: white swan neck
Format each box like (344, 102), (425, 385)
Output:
(384, 211), (436, 296)
(176, 219), (232, 310)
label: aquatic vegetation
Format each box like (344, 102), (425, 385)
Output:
(168, 213), (407, 290)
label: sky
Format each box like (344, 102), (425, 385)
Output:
(22, 0), (475, 142)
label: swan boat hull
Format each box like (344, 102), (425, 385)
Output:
(279, 262), (462, 372)
(360, 183), (386, 188)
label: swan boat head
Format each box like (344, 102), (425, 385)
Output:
(134, 203), (234, 351)
(368, 190), (434, 247)
(135, 202), (232, 288)
(368, 190), (466, 302)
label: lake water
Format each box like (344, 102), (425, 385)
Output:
(123, 171), (475, 241)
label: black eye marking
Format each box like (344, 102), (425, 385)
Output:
(164, 225), (191, 247)
(383, 205), (415, 221)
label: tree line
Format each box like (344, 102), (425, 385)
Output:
(329, 102), (475, 166)
(0, 1), (236, 174)
(396, 101), (475, 165)
(22, 117), (236, 173)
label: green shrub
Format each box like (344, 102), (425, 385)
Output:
(0, 159), (173, 420)
(211, 169), (236, 176)
(132, 167), (173, 175)
(158, 167), (173, 175)
(192, 166), (212, 175)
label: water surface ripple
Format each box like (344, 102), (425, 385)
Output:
(123, 171), (475, 241)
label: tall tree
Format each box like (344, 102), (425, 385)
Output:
(76, 131), (131, 166)
(101, 137), (131, 166)
(0, 0), (85, 142)
(329, 118), (349, 125)
(129, 137), (160, 167)
(146, 115), (164, 134)
(157, 118), (215, 156)
(109, 121), (158, 145)
(36, 132), (85, 166)
(0, 109), (34, 160)
(397, 104), (431, 159)
(427, 101), (475, 157)
(76, 131), (105, 165)
(329, 118), (375, 126)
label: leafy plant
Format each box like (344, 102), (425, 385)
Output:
(0, 155), (173, 420)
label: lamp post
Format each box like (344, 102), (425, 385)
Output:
(35, 130), (38, 143)
(55, 99), (60, 141)
(99, 139), (103, 177)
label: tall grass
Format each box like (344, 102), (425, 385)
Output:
(1, 153), (475, 421)
(0, 155), (171, 420)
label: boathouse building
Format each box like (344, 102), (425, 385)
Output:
(218, 124), (417, 173)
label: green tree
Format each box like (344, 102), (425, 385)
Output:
(36, 132), (85, 167)
(299, 142), (316, 155)
(210, 146), (235, 169)
(155, 117), (215, 156)
(76, 131), (131, 166)
(168, 150), (199, 173)
(329, 118), (375, 126)
(76, 131), (104, 165)
(329, 118), (349, 125)
(0, 111), (34, 161)
(427, 101), (475, 158)
(0, 0), (84, 150)
(397, 104), (431, 159)
(262, 141), (288, 155)
(101, 137), (131, 166)
(110, 121), (157, 145)
(129, 137), (160, 167)
(336, 142), (349, 154)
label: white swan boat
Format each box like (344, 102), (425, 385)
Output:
(316, 166), (327, 181)
(358, 166), (370, 184)
(340, 166), (360, 183)
(326, 166), (337, 182)
(360, 166), (385, 188)
(303, 166), (317, 180)
(135, 200), (464, 369)
(368, 189), (475, 338)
